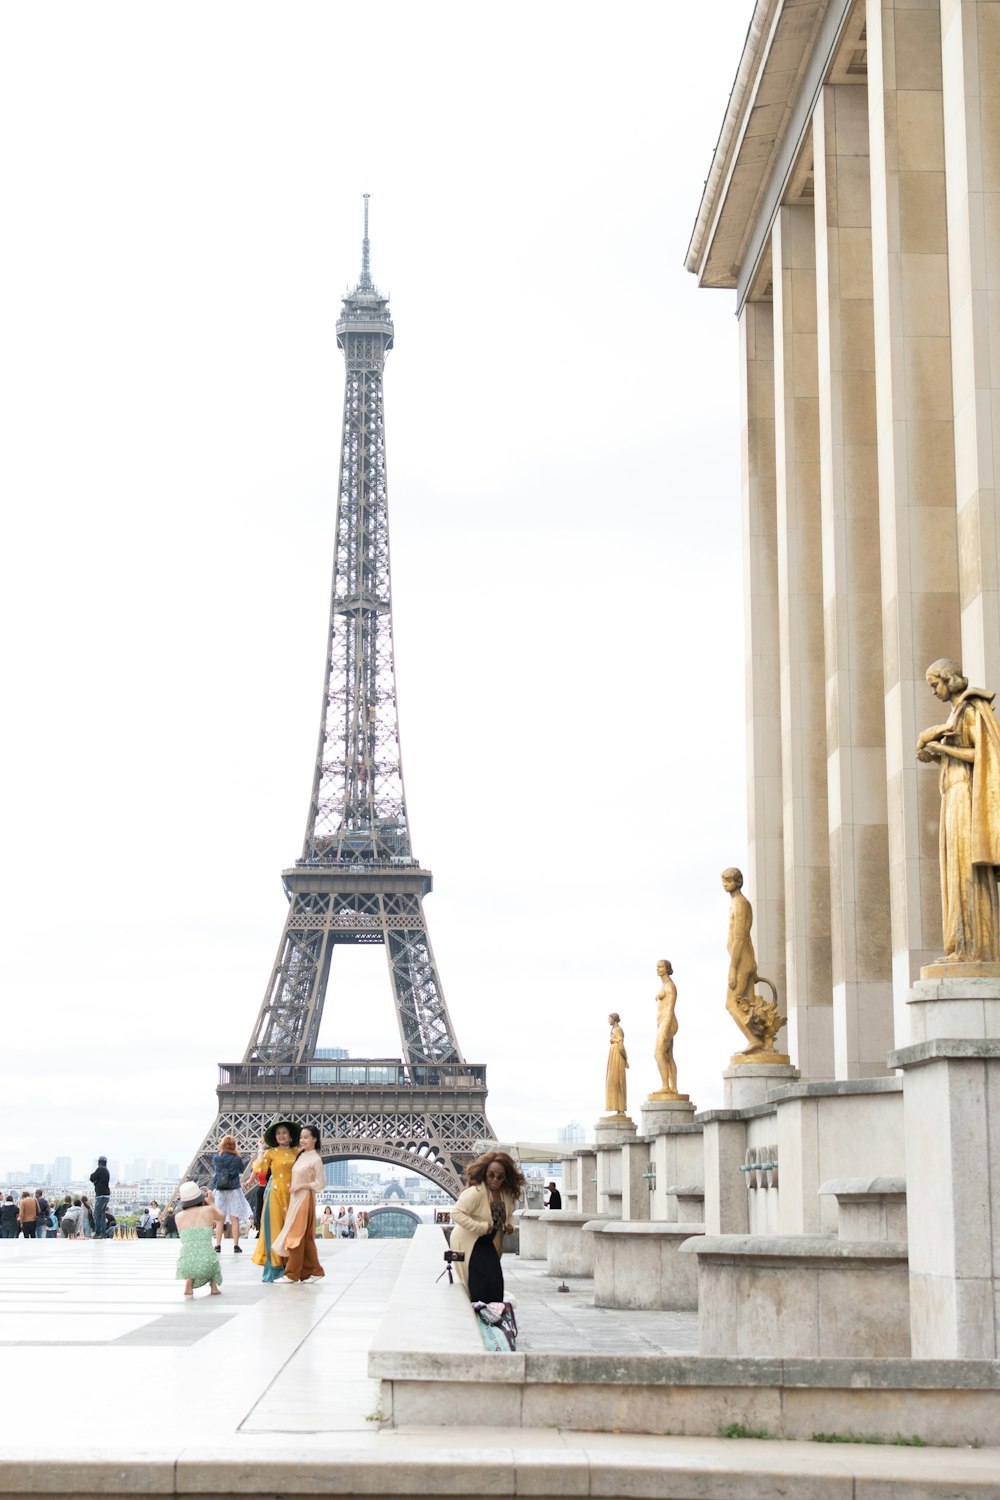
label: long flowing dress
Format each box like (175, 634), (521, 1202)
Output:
(251, 1146), (299, 1281)
(937, 692), (1000, 961)
(176, 1225), (222, 1289)
(448, 1184), (515, 1301)
(271, 1149), (326, 1282)
(605, 1024), (628, 1113)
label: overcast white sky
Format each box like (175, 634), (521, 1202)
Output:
(1, 1), (755, 1179)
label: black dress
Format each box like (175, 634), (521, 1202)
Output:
(468, 1199), (506, 1303)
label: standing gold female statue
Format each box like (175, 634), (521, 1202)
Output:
(604, 1013), (629, 1114)
(917, 659), (1000, 965)
(653, 960), (679, 1095)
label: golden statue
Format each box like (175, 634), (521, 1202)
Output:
(648, 960), (689, 1101)
(917, 659), (1000, 969)
(723, 868), (788, 1063)
(604, 1012), (629, 1114)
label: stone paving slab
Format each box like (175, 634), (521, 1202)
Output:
(505, 1257), (700, 1354)
(1, 1238), (996, 1497)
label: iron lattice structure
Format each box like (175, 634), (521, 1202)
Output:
(187, 201), (493, 1197)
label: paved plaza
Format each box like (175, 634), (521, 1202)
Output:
(1, 1237), (998, 1497)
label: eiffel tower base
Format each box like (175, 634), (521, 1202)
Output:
(185, 1059), (492, 1199)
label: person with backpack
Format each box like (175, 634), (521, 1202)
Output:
(61, 1198), (83, 1237)
(211, 1134), (251, 1255)
(34, 1190), (52, 1238)
(1, 1196), (18, 1238)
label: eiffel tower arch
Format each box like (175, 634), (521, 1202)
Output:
(186, 200), (494, 1197)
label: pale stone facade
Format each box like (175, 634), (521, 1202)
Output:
(686, 0), (997, 1075)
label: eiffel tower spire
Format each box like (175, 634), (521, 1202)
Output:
(358, 191), (373, 292)
(184, 203), (493, 1197)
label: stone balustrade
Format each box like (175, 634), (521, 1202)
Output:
(585, 1219), (703, 1311)
(540, 1210), (615, 1277)
(687, 1234), (910, 1358)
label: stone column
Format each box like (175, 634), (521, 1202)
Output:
(813, 83), (894, 1078)
(866, 0), (963, 1032)
(891, 980), (1000, 1357)
(701, 1113), (749, 1235)
(577, 1150), (598, 1215)
(739, 300), (786, 1009)
(620, 1139), (652, 1221)
(940, 0), (1000, 690)
(772, 205), (834, 1078)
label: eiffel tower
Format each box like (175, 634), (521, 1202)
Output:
(186, 199), (493, 1197)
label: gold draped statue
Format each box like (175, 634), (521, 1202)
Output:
(723, 868), (786, 1060)
(604, 1012), (628, 1114)
(917, 659), (1000, 966)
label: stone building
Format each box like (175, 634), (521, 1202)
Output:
(686, 0), (1000, 1079)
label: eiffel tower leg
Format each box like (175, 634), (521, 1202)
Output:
(246, 894), (335, 1065)
(384, 894), (464, 1065)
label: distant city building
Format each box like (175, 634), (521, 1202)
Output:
(166, 1164), (179, 1180)
(51, 1156), (72, 1185)
(325, 1160), (349, 1188)
(151, 1159), (167, 1180)
(29, 1163), (47, 1184)
(557, 1122), (585, 1145)
(126, 1158), (147, 1182)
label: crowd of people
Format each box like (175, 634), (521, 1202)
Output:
(5, 1125), (539, 1352)
(0, 1188), (111, 1238)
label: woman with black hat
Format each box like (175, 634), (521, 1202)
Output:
(271, 1124), (326, 1283)
(251, 1119), (300, 1282)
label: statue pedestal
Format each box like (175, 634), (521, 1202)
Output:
(723, 1062), (800, 1110)
(920, 961), (1000, 980)
(641, 1096), (697, 1136)
(593, 1113), (637, 1146)
(728, 1049), (791, 1067)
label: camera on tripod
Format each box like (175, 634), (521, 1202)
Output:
(437, 1248), (466, 1283)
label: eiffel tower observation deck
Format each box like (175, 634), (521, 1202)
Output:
(187, 199), (494, 1196)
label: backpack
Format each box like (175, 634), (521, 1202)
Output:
(215, 1160), (238, 1192)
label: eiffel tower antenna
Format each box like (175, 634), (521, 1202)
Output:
(359, 192), (372, 290)
(185, 205), (494, 1196)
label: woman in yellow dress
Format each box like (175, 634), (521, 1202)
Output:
(251, 1118), (301, 1282)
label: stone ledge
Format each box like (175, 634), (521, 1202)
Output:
(695, 1077), (904, 1124)
(818, 1177), (905, 1198)
(767, 1076), (902, 1101)
(583, 1219), (705, 1238)
(695, 1102), (780, 1124)
(4, 1434), (1000, 1498)
(368, 1225), (483, 1362)
(888, 1038), (1000, 1068)
(536, 1209), (614, 1224)
(683, 1235), (907, 1264)
(374, 1350), (1000, 1389)
(911, 976), (1000, 998)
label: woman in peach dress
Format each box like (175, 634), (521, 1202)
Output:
(271, 1123), (326, 1283)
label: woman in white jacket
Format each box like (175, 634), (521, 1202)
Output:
(448, 1151), (525, 1302)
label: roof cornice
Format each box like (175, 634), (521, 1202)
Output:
(685, 0), (829, 290)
